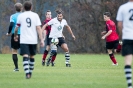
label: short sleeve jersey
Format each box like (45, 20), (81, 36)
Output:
(47, 17), (68, 38)
(105, 20), (119, 42)
(43, 19), (51, 35)
(17, 11), (41, 44)
(116, 2), (133, 40)
(10, 12), (21, 34)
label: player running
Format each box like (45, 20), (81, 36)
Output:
(101, 12), (119, 66)
(42, 9), (75, 67)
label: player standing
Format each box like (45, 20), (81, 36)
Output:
(14, 1), (44, 79)
(42, 10), (57, 66)
(101, 12), (119, 65)
(116, 0), (133, 88)
(42, 9), (75, 67)
(6, 3), (22, 71)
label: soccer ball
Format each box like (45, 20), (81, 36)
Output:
(51, 38), (59, 45)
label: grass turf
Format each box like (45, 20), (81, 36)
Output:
(0, 54), (128, 88)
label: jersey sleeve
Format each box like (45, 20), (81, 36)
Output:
(106, 21), (114, 31)
(10, 15), (14, 22)
(16, 15), (21, 27)
(116, 6), (123, 21)
(47, 19), (54, 25)
(36, 14), (41, 26)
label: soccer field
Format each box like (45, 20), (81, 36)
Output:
(0, 54), (128, 88)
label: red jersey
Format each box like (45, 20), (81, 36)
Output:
(105, 20), (119, 42)
(43, 19), (51, 35)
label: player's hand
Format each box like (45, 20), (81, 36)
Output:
(14, 35), (18, 42)
(40, 40), (44, 47)
(72, 34), (76, 40)
(6, 33), (11, 36)
(101, 36), (106, 40)
(62, 35), (65, 39)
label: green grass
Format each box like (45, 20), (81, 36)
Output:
(0, 54), (128, 88)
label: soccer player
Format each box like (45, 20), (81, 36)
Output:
(101, 12), (119, 66)
(42, 9), (75, 67)
(14, 1), (44, 79)
(116, 0), (133, 88)
(42, 10), (57, 66)
(6, 3), (22, 71)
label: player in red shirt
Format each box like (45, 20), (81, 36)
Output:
(42, 10), (57, 66)
(101, 12), (119, 65)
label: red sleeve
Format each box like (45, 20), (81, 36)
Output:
(106, 21), (112, 31)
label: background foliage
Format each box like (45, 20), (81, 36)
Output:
(0, 0), (127, 53)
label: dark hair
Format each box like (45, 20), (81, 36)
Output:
(14, 3), (22, 12)
(55, 8), (63, 15)
(45, 10), (51, 14)
(103, 12), (111, 17)
(23, 1), (32, 11)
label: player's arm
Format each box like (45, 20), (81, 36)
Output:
(65, 25), (75, 40)
(101, 24), (112, 39)
(101, 30), (112, 39)
(42, 23), (49, 40)
(6, 22), (14, 36)
(37, 26), (44, 47)
(117, 21), (123, 40)
(14, 24), (20, 41)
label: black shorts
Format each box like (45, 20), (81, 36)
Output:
(122, 40), (133, 56)
(20, 44), (37, 56)
(11, 34), (20, 49)
(106, 40), (119, 49)
(48, 37), (66, 46)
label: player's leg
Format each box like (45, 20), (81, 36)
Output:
(107, 49), (118, 65)
(61, 43), (71, 67)
(116, 41), (122, 53)
(122, 40), (133, 88)
(42, 36), (50, 66)
(11, 34), (20, 71)
(42, 45), (50, 66)
(58, 37), (71, 67)
(12, 49), (19, 71)
(29, 55), (35, 78)
(124, 55), (132, 88)
(106, 41), (118, 65)
(50, 44), (57, 66)
(51, 51), (57, 66)
(20, 44), (30, 79)
(29, 44), (37, 78)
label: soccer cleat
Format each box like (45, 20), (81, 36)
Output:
(112, 63), (118, 66)
(66, 64), (71, 67)
(13, 68), (19, 72)
(46, 57), (51, 66)
(42, 61), (45, 66)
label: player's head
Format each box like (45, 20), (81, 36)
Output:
(23, 1), (32, 11)
(103, 12), (111, 21)
(56, 9), (63, 21)
(45, 10), (52, 20)
(14, 3), (22, 12)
